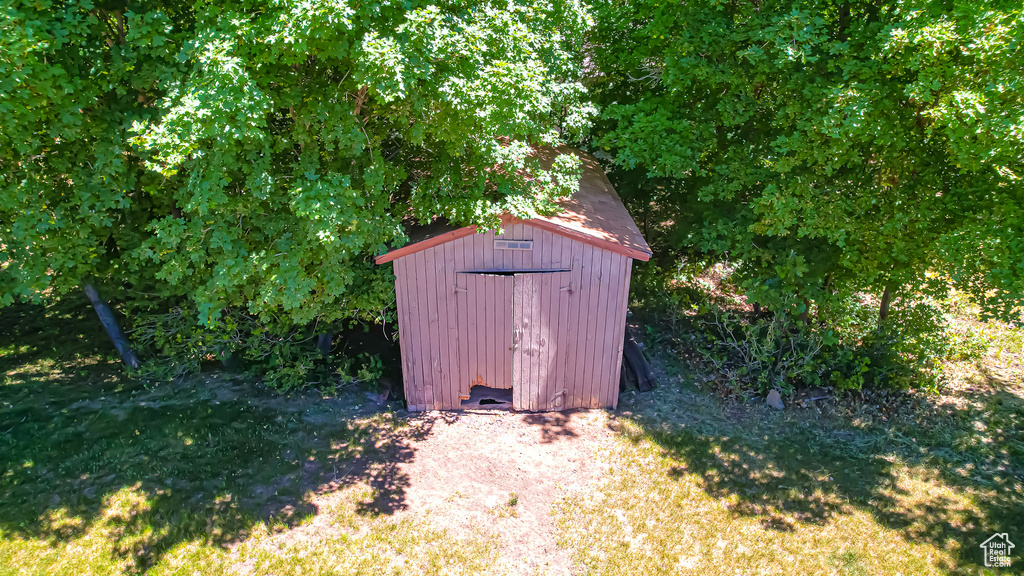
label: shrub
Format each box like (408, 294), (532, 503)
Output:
(698, 306), (828, 396)
(128, 305), (383, 392)
(694, 296), (989, 397)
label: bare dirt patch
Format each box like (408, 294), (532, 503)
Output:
(399, 410), (616, 574)
(296, 408), (618, 575)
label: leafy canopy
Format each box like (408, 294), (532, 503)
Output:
(1, 0), (594, 326)
(588, 0), (1024, 321)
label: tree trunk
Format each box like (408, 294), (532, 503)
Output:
(837, 2), (851, 42)
(818, 273), (833, 325)
(316, 332), (333, 357)
(798, 297), (811, 325)
(220, 349), (240, 371)
(84, 283), (140, 368)
(879, 285), (896, 326)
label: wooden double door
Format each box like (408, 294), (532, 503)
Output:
(456, 271), (572, 411)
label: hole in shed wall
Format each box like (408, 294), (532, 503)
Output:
(460, 385), (513, 410)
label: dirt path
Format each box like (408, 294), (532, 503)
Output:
(243, 399), (620, 574)
(381, 409), (616, 575)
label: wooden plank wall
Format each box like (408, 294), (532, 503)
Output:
(460, 273), (513, 392)
(512, 270), (573, 411)
(392, 223), (632, 411)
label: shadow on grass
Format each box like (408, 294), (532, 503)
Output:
(0, 300), (439, 572)
(0, 295), (118, 374)
(618, 375), (1024, 571)
(0, 372), (448, 572)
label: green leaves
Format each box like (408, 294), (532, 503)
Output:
(1, 2), (186, 300)
(2, 0), (594, 340)
(589, 0), (1024, 322)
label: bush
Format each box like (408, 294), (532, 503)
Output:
(852, 303), (988, 392)
(698, 305), (828, 396)
(128, 305), (384, 392)
(694, 296), (989, 397)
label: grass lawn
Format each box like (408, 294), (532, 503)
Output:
(0, 297), (491, 575)
(1, 295), (1022, 575)
(557, 317), (1024, 575)
(558, 380), (1023, 575)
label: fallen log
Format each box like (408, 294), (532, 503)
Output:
(621, 327), (657, 392)
(619, 358), (638, 392)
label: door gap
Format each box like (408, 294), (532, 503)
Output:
(458, 269), (569, 276)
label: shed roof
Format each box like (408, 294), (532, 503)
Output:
(375, 148), (652, 264)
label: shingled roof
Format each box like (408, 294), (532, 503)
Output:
(374, 148), (652, 264)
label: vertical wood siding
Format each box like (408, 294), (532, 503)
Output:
(511, 273), (531, 410)
(512, 270), (572, 410)
(392, 257), (417, 410)
(565, 239), (586, 409)
(609, 259), (633, 409)
(392, 223), (631, 411)
(458, 273), (514, 391)
(453, 239), (470, 400)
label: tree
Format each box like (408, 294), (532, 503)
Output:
(586, 0), (1024, 323)
(2, 1), (594, 343)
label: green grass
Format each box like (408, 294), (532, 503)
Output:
(556, 343), (1024, 575)
(0, 298), (492, 575)
(2, 296), (1022, 575)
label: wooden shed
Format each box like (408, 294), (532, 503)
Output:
(376, 149), (652, 411)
